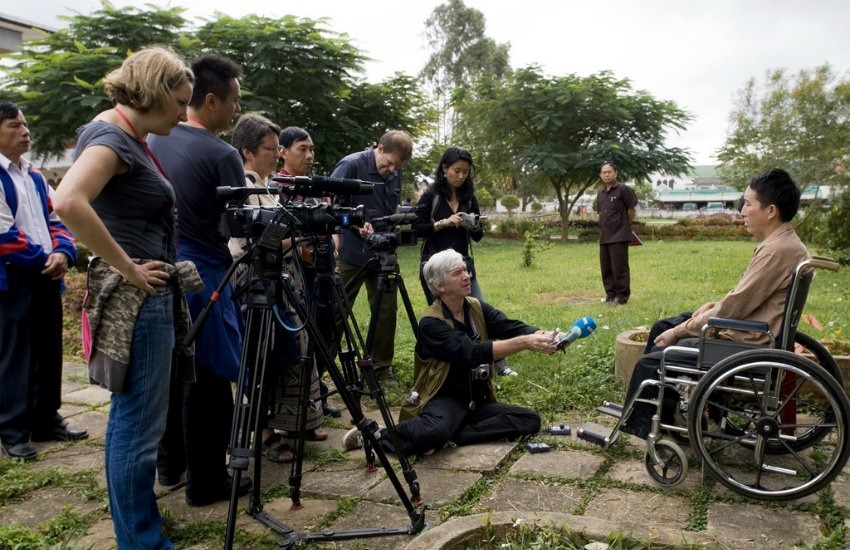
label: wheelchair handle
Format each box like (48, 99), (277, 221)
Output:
(808, 256), (840, 273)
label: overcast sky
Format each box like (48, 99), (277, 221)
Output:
(4, 0), (850, 165)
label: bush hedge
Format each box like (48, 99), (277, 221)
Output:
(491, 213), (749, 241)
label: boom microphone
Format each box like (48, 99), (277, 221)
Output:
(271, 175), (374, 196)
(555, 316), (597, 350)
(371, 212), (418, 225)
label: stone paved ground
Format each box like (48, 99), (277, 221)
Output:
(2, 362), (850, 549)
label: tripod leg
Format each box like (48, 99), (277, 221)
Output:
(362, 273), (388, 361)
(280, 273), (425, 518)
(395, 275), (419, 341)
(285, 345), (315, 510)
(225, 303), (276, 549)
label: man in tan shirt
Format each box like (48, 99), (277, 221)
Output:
(622, 168), (810, 438)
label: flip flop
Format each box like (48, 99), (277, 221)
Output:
(261, 433), (294, 463)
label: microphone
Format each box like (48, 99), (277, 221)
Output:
(371, 212), (417, 225)
(555, 316), (597, 350)
(271, 175), (374, 196)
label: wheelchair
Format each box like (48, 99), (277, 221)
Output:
(578, 257), (850, 501)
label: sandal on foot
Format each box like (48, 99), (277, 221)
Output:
(304, 428), (328, 441)
(262, 433), (294, 463)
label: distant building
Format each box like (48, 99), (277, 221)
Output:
(647, 165), (724, 191)
(0, 13), (52, 53)
(1, 14), (68, 184)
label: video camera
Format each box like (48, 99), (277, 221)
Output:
(366, 211), (418, 251)
(218, 175), (374, 242)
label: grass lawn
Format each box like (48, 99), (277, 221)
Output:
(346, 237), (850, 422)
(62, 237), (850, 422)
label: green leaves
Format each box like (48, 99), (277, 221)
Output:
(3, 4), (429, 172)
(458, 66), (692, 238)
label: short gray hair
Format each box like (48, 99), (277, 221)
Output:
(423, 249), (465, 298)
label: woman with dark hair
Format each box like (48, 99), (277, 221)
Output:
(414, 147), (516, 376)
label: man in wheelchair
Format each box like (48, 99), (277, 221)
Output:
(621, 168), (810, 439)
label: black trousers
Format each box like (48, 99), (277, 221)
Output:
(599, 241), (630, 303)
(157, 359), (186, 479)
(623, 313), (698, 438)
(0, 268), (64, 446)
(382, 395), (540, 455)
(157, 363), (235, 497)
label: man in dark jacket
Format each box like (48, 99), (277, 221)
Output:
(595, 161), (638, 305)
(0, 102), (85, 461)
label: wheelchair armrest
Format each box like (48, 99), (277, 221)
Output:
(705, 317), (769, 333)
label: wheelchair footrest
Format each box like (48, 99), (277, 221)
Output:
(596, 402), (623, 419)
(577, 422), (618, 448)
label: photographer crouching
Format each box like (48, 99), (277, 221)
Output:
(344, 248), (561, 456)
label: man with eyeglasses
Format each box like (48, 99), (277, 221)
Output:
(331, 130), (413, 388)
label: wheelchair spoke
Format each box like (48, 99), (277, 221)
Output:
(689, 351), (850, 501)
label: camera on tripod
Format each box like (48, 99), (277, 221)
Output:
(286, 202), (366, 235)
(217, 176), (374, 245)
(367, 211), (418, 251)
(470, 364), (490, 381)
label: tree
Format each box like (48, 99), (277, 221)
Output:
(463, 67), (692, 238)
(500, 194), (519, 216)
(420, 0), (510, 146)
(718, 64), (850, 259)
(718, 64), (850, 189)
(476, 188), (495, 211)
(189, 15), (431, 173)
(2, 2), (188, 158)
(1, 4), (432, 173)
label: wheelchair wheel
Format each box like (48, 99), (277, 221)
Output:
(718, 333), (843, 454)
(688, 350), (850, 501)
(795, 331), (843, 386)
(644, 439), (688, 486)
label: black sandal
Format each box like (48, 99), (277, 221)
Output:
(303, 428), (328, 441)
(261, 433), (294, 463)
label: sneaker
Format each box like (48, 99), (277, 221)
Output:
(498, 367), (518, 377)
(342, 428), (364, 451)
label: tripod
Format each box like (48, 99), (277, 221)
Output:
(339, 245), (420, 389)
(206, 222), (425, 549)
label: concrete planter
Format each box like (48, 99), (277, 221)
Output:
(614, 329), (648, 384)
(807, 352), (850, 393)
